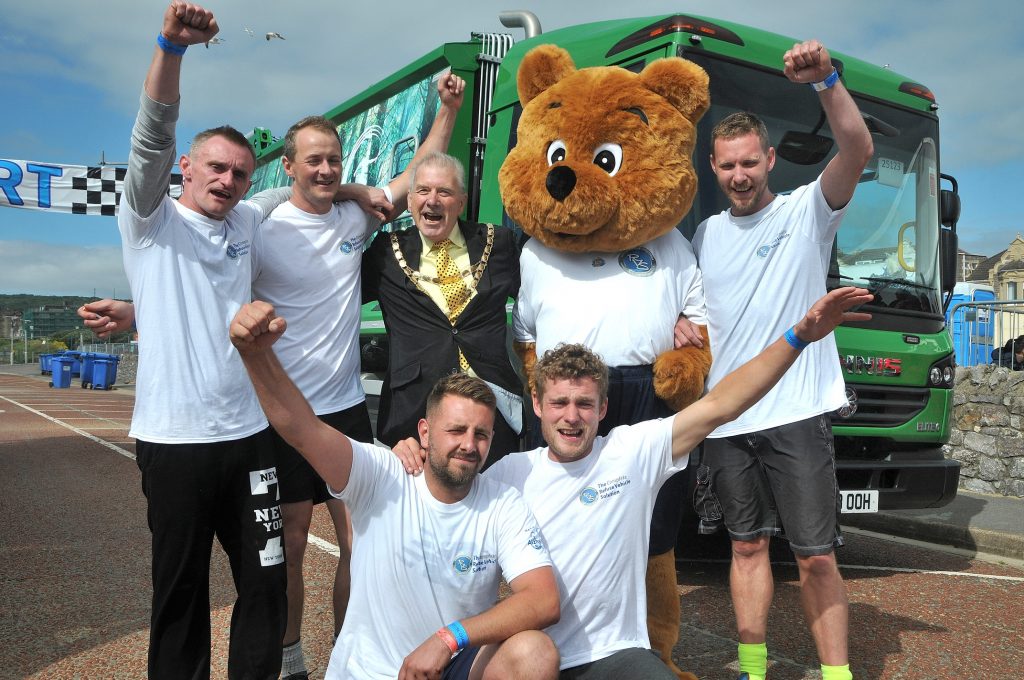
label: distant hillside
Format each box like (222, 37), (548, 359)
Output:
(0, 294), (127, 314)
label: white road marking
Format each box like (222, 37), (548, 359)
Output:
(0, 395), (136, 461)
(681, 557), (1024, 583)
(308, 533), (341, 557)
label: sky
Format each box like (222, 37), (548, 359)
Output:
(1, 0), (1022, 297)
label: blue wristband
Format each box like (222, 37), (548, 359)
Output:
(446, 621), (470, 651)
(784, 327), (810, 350)
(810, 68), (839, 92)
(157, 33), (187, 56)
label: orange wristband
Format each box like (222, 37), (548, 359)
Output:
(436, 627), (459, 655)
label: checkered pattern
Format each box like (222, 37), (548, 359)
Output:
(69, 166), (183, 216)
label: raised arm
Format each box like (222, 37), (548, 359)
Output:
(783, 40), (873, 210)
(386, 72), (466, 215)
(123, 2), (219, 219)
(670, 287), (872, 459)
(230, 302), (355, 491)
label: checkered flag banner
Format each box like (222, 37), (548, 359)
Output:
(0, 158), (182, 216)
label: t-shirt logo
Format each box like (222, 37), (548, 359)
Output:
(453, 556), (472, 573)
(526, 526), (544, 550)
(339, 240), (354, 254)
(755, 231), (790, 258)
(579, 486), (599, 505)
(618, 247), (656, 277)
(226, 240), (251, 259)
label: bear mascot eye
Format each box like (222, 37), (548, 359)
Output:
(592, 143), (623, 176)
(546, 139), (567, 166)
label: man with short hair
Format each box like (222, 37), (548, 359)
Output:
(396, 288), (872, 678)
(229, 303), (561, 680)
(363, 151), (524, 462)
(689, 39), (874, 680)
(115, 3), (293, 677)
(254, 74), (465, 679)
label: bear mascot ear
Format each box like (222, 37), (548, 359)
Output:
(638, 57), (710, 124)
(516, 44), (578, 106)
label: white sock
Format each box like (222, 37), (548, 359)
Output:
(282, 639), (306, 676)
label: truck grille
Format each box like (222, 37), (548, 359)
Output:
(830, 385), (929, 427)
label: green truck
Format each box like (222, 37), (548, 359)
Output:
(248, 12), (961, 516)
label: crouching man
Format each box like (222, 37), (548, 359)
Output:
(230, 301), (560, 680)
(395, 286), (872, 679)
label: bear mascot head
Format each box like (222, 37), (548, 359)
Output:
(500, 44), (712, 413)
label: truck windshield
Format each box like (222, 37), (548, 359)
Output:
(681, 52), (944, 317)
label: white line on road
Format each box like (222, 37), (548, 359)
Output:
(6, 391), (345, 555)
(308, 533), (341, 557)
(680, 557), (1024, 583)
(0, 395), (137, 461)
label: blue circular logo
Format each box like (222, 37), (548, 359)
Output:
(579, 487), (598, 505)
(756, 245), (771, 258)
(226, 244), (239, 259)
(340, 240), (353, 254)
(618, 247), (656, 276)
(453, 556), (472, 573)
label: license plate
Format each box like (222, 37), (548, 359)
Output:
(840, 490), (879, 514)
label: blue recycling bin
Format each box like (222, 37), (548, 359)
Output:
(64, 351), (83, 377)
(51, 356), (74, 388)
(90, 358), (116, 390)
(80, 352), (97, 387)
(39, 353), (53, 375)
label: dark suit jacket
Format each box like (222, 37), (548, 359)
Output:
(363, 219), (522, 448)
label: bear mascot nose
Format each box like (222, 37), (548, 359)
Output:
(545, 165), (577, 202)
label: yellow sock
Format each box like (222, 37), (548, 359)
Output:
(738, 642), (767, 680)
(821, 663), (853, 680)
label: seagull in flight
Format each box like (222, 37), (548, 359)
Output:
(205, 37), (225, 48)
(266, 32), (286, 41)
(244, 26), (255, 37)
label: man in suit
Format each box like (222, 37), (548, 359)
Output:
(363, 151), (523, 464)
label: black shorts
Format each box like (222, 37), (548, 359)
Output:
(442, 647), (482, 680)
(703, 414), (844, 556)
(274, 402), (373, 505)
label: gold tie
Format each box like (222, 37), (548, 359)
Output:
(434, 238), (471, 371)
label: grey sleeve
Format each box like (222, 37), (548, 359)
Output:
(123, 91), (180, 219)
(246, 187), (292, 222)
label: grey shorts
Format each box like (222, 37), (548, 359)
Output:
(702, 414), (844, 556)
(560, 647), (675, 680)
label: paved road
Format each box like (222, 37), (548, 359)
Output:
(1, 370), (1022, 679)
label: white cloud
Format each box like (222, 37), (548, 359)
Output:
(0, 241), (129, 297)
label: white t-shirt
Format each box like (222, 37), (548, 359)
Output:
(485, 418), (684, 669)
(119, 195), (267, 443)
(691, 178), (848, 437)
(513, 230), (707, 366)
(252, 200), (379, 415)
(326, 441), (552, 680)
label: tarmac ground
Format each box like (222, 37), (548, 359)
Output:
(2, 363), (1022, 679)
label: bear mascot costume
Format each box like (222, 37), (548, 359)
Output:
(500, 45), (713, 679)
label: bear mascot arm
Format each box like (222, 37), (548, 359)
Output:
(504, 44), (712, 411)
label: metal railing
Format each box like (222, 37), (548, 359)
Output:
(948, 300), (1024, 367)
(79, 342), (138, 355)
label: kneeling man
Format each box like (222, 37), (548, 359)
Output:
(230, 304), (560, 680)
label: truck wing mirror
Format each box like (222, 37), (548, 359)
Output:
(776, 131), (833, 165)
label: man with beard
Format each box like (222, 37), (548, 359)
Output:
(230, 300), (560, 680)
(395, 287), (872, 679)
